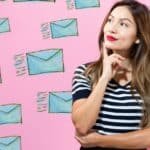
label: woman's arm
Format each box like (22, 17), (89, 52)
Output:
(72, 46), (125, 136)
(76, 128), (150, 149)
(99, 127), (150, 149)
(72, 76), (109, 135)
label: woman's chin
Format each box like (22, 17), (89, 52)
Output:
(104, 44), (115, 50)
(104, 43), (120, 51)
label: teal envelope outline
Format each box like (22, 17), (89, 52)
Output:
(49, 91), (72, 113)
(74, 0), (100, 9)
(50, 18), (78, 38)
(0, 136), (21, 150)
(26, 49), (64, 75)
(14, 0), (55, 2)
(0, 18), (10, 33)
(0, 104), (22, 125)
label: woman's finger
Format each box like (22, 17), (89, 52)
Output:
(110, 57), (124, 67)
(75, 136), (81, 141)
(110, 53), (126, 61)
(75, 136), (85, 143)
(103, 43), (109, 58)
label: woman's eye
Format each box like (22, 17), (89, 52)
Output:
(120, 22), (128, 27)
(107, 18), (112, 23)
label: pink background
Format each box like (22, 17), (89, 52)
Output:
(0, 0), (149, 150)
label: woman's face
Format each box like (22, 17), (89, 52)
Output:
(103, 6), (139, 52)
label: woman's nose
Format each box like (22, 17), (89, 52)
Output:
(109, 22), (118, 33)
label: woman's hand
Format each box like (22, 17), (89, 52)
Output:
(75, 131), (147, 150)
(101, 43), (126, 81)
(75, 132), (101, 148)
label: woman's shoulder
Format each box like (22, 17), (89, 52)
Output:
(73, 62), (93, 82)
(75, 62), (93, 72)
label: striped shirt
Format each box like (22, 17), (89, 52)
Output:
(72, 63), (144, 135)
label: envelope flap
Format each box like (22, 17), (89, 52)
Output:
(0, 137), (18, 146)
(0, 104), (19, 113)
(52, 19), (75, 28)
(27, 49), (61, 61)
(75, 0), (99, 4)
(0, 18), (7, 26)
(51, 92), (72, 102)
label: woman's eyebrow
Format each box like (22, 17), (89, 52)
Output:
(109, 14), (134, 24)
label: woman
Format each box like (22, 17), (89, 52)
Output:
(71, 0), (150, 150)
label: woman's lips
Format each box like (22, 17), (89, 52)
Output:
(106, 35), (118, 42)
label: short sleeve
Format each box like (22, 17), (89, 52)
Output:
(72, 64), (92, 102)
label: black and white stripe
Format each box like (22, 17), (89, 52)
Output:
(72, 64), (91, 100)
(72, 64), (144, 135)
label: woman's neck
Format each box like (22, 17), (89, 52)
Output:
(113, 71), (132, 86)
(121, 59), (132, 72)
(112, 49), (129, 58)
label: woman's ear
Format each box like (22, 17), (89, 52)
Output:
(135, 39), (140, 44)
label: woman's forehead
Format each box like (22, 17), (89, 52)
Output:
(110, 6), (135, 22)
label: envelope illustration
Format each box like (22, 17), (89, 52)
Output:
(74, 0), (100, 9)
(0, 104), (22, 125)
(50, 18), (78, 38)
(26, 49), (64, 75)
(0, 18), (10, 33)
(14, 0), (55, 2)
(49, 91), (72, 113)
(0, 136), (21, 150)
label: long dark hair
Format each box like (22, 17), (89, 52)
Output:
(86, 0), (150, 127)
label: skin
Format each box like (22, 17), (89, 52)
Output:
(104, 6), (139, 56)
(103, 5), (140, 77)
(74, 6), (150, 149)
(103, 5), (139, 85)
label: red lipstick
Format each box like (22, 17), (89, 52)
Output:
(107, 35), (118, 41)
